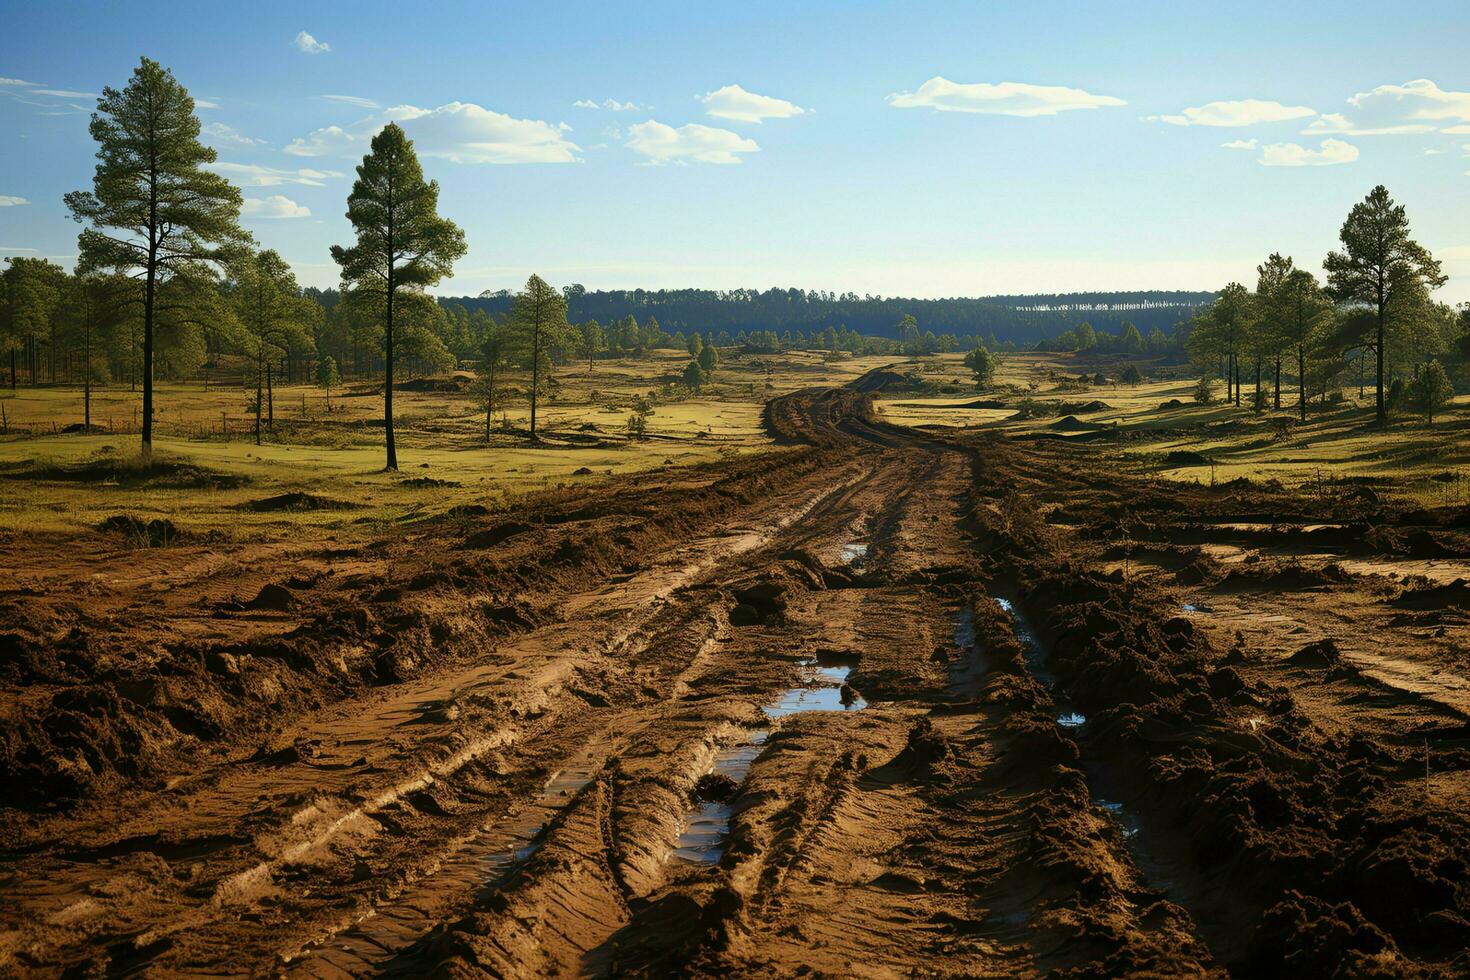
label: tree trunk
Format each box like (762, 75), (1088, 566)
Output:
(385, 278), (397, 471)
(255, 359), (263, 446)
(266, 363), (274, 430)
(1375, 296), (1386, 424)
(1298, 346), (1307, 423)
(142, 257), (156, 459)
(84, 317), (92, 430)
(1273, 354), (1281, 410)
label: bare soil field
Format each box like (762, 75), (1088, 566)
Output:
(2, 368), (1468, 976)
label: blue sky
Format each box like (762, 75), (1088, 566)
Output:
(3, 0), (1468, 302)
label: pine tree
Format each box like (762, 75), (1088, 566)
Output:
(316, 354), (340, 411)
(1325, 186), (1445, 424)
(65, 57), (245, 458)
(508, 274), (571, 440)
(332, 123), (466, 469)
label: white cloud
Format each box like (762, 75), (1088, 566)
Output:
(698, 84), (808, 123)
(1424, 148), (1444, 155)
(242, 195), (311, 219)
(206, 162), (344, 186)
(887, 77), (1125, 116)
(0, 196), (30, 207)
(1301, 112), (1434, 136)
(285, 102), (581, 164)
(202, 122), (261, 147)
(320, 94), (380, 109)
(1221, 138), (1258, 150)
(32, 88), (96, 99)
(1444, 125), (1470, 135)
(1150, 99), (1314, 127)
(1259, 138), (1359, 167)
(294, 31), (330, 55)
(194, 98), (220, 110)
(0, 77), (43, 87)
(573, 98), (645, 112)
(626, 120), (759, 164)
(1349, 79), (1470, 125)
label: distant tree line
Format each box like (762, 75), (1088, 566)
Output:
(440, 287), (1213, 346)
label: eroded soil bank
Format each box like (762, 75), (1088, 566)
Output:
(1, 384), (1467, 976)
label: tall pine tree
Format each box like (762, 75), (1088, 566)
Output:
(65, 57), (245, 457)
(332, 123), (465, 470)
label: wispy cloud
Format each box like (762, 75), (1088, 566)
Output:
(242, 195), (312, 219)
(1150, 99), (1314, 127)
(32, 88), (96, 99)
(294, 31), (330, 55)
(1301, 112), (1433, 136)
(195, 98), (221, 110)
(1221, 138), (1258, 150)
(698, 84), (808, 123)
(626, 120), (759, 164)
(0, 77), (44, 87)
(1259, 138), (1358, 167)
(286, 102), (581, 164)
(202, 122), (262, 147)
(205, 162), (344, 186)
(573, 98), (645, 112)
(0, 196), (30, 207)
(888, 77), (1125, 116)
(319, 94), (380, 109)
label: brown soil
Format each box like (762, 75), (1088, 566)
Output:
(1, 387), (1467, 976)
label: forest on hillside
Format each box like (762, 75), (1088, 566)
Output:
(440, 287), (1215, 344)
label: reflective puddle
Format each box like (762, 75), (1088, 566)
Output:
(1057, 712), (1087, 728)
(674, 656), (867, 864)
(840, 542), (869, 565)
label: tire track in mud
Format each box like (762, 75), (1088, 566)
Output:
(12, 383), (1466, 976)
(426, 390), (1214, 978)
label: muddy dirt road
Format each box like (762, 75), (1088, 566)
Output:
(3, 385), (1468, 976)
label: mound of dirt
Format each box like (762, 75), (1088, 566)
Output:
(845, 368), (907, 393)
(1050, 415), (1095, 432)
(395, 376), (468, 393)
(1391, 578), (1470, 609)
(1287, 638), (1342, 669)
(400, 477), (461, 488)
(60, 423), (108, 434)
(238, 492), (354, 512)
(97, 515), (182, 547)
(1163, 450), (1210, 467)
(572, 466), (594, 475)
(463, 521), (533, 549)
(1070, 400), (1113, 413)
(6, 456), (250, 490)
(730, 582), (788, 625)
(1158, 399), (1185, 410)
(1221, 561), (1351, 590)
(243, 583), (295, 611)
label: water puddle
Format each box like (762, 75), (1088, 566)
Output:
(1098, 800), (1140, 839)
(674, 656), (867, 865)
(839, 542), (869, 565)
(672, 735), (767, 864)
(1057, 712), (1087, 728)
(1181, 602), (1213, 614)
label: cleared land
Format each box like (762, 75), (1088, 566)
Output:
(1, 355), (1468, 976)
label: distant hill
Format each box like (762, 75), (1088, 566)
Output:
(438, 287), (1214, 344)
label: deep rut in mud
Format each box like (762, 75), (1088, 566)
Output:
(3, 385), (1469, 977)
